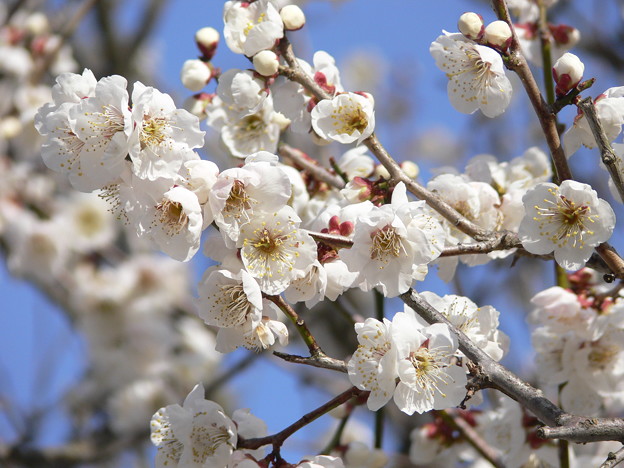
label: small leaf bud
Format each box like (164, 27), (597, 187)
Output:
(552, 52), (584, 97)
(180, 59), (212, 92)
(484, 20), (512, 50)
(458, 12), (484, 41)
(195, 27), (219, 60)
(253, 50), (279, 76)
(280, 5), (306, 31)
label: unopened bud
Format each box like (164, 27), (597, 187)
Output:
(400, 161), (420, 179)
(195, 27), (220, 60)
(280, 5), (306, 30)
(550, 24), (580, 48)
(374, 164), (390, 180)
(0, 116), (22, 139)
(183, 92), (214, 118)
(552, 52), (584, 96)
(180, 59), (212, 92)
(458, 12), (484, 41)
(25, 12), (49, 36)
(484, 20), (512, 50)
(253, 50), (279, 76)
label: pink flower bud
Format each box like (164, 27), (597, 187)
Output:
(484, 20), (512, 51)
(280, 5), (305, 30)
(458, 12), (484, 41)
(552, 52), (584, 96)
(550, 24), (580, 48)
(195, 27), (219, 60)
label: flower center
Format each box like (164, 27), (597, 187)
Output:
(140, 114), (169, 149)
(156, 199), (188, 235)
(533, 189), (597, 249)
(408, 344), (453, 397)
(370, 225), (404, 262)
(216, 283), (253, 327)
(332, 101), (368, 136)
(224, 180), (252, 220)
(189, 420), (233, 462)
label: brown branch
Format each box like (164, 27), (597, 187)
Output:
(439, 232), (522, 257)
(577, 97), (624, 203)
(272, 351), (347, 373)
(400, 288), (624, 444)
(278, 34), (495, 242)
(490, 0), (572, 183)
(238, 386), (365, 451)
(278, 144), (345, 189)
(438, 410), (507, 468)
(305, 230), (353, 249)
(595, 243), (624, 281)
(601, 446), (624, 468)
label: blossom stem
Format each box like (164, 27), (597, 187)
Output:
(265, 295), (322, 357)
(491, 0), (573, 182)
(373, 289), (385, 449)
(238, 386), (366, 451)
(320, 410), (352, 455)
(600, 446), (624, 468)
(537, 0), (556, 107)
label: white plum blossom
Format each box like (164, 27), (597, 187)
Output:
(415, 292), (509, 361)
(311, 92), (375, 144)
(430, 31), (512, 118)
(564, 87), (624, 156)
(341, 183), (444, 297)
(392, 312), (467, 415)
(223, 0), (284, 56)
(197, 267), (287, 353)
(180, 59), (212, 92)
(238, 205), (317, 295)
(69, 74), (132, 187)
(210, 155), (292, 244)
(298, 455), (345, 468)
(150, 383), (237, 468)
(347, 317), (398, 411)
(128, 81), (205, 180)
(216, 69), (268, 117)
(519, 180), (615, 270)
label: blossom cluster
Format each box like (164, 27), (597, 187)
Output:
(348, 292), (508, 415)
(530, 268), (624, 415)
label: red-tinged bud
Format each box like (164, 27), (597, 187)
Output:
(549, 24), (580, 48)
(458, 12), (484, 41)
(484, 20), (512, 51)
(515, 22), (538, 40)
(280, 5), (306, 31)
(195, 27), (219, 60)
(314, 71), (336, 95)
(183, 92), (215, 119)
(552, 52), (584, 97)
(339, 221), (354, 237)
(328, 215), (341, 232)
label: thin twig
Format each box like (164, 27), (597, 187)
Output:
(272, 351), (347, 373)
(279, 144), (345, 189)
(595, 243), (624, 281)
(238, 386), (365, 450)
(438, 410), (506, 468)
(601, 446), (624, 468)
(31, 0), (101, 84)
(266, 295), (323, 357)
(577, 97), (624, 203)
(490, 0), (572, 183)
